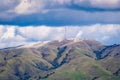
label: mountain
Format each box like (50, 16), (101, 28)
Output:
(0, 39), (120, 80)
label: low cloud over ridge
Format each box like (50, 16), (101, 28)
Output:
(0, 24), (120, 48)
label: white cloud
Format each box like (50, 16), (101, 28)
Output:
(0, 0), (120, 24)
(14, 0), (32, 14)
(0, 24), (120, 48)
(0, 27), (16, 40)
(1, 0), (120, 15)
(0, 25), (5, 37)
(14, 0), (46, 14)
(18, 26), (53, 40)
(78, 24), (120, 41)
(90, 0), (120, 9)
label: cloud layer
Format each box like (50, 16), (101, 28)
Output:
(0, 24), (120, 48)
(13, 0), (120, 14)
(0, 0), (120, 26)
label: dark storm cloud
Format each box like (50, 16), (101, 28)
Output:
(0, 0), (120, 26)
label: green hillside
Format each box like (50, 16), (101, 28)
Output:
(0, 39), (120, 80)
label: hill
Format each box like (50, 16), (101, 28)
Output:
(0, 39), (120, 80)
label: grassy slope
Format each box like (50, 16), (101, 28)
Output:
(42, 48), (113, 80)
(0, 40), (120, 80)
(0, 48), (54, 80)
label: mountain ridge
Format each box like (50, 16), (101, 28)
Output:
(0, 39), (120, 80)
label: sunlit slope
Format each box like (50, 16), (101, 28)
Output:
(0, 39), (120, 80)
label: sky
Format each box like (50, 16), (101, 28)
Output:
(0, 0), (120, 48)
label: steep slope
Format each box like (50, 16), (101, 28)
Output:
(0, 39), (120, 80)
